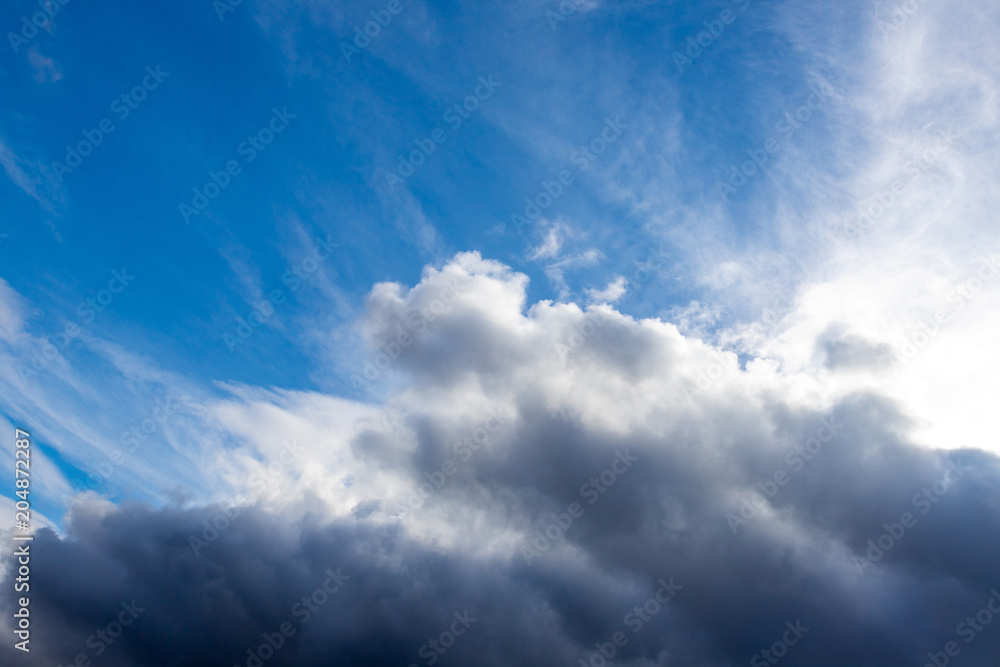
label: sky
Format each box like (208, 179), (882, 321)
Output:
(1, 0), (1000, 665)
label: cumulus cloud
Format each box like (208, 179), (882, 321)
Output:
(4, 253), (1000, 666)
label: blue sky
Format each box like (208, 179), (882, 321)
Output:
(3, 0), (851, 393)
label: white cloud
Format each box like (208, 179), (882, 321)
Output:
(0, 139), (58, 211)
(527, 225), (563, 261)
(27, 48), (62, 83)
(585, 275), (627, 304)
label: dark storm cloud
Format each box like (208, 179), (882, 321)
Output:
(0, 504), (578, 667)
(3, 394), (999, 666)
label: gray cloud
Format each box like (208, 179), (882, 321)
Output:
(817, 322), (897, 370)
(4, 253), (1000, 666)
